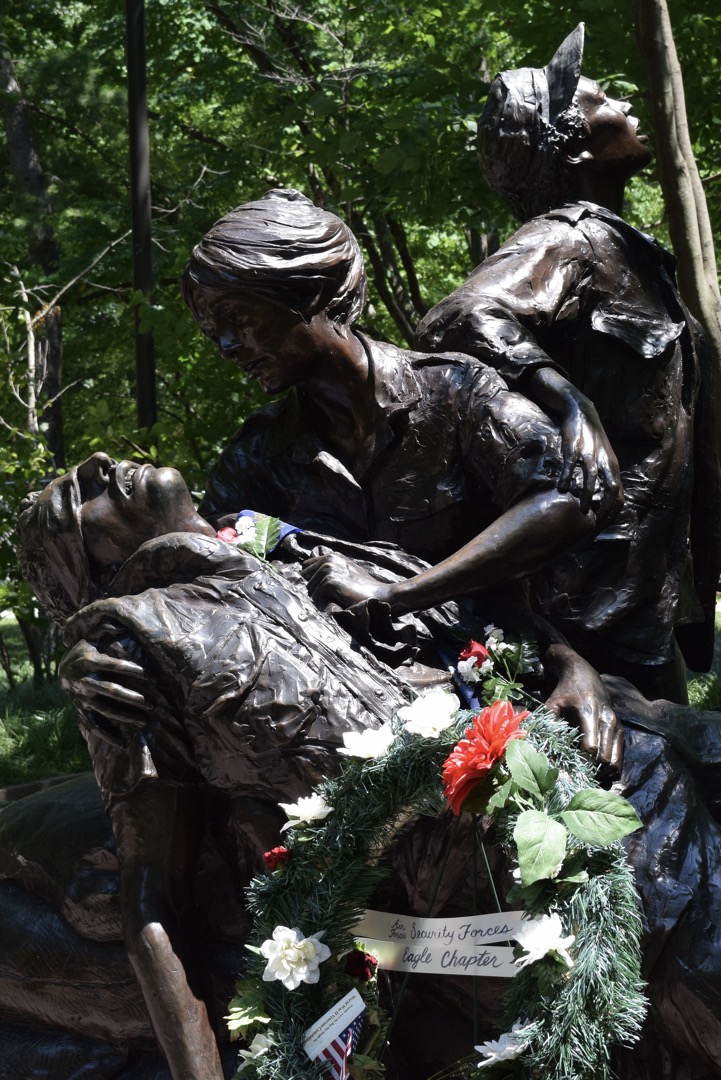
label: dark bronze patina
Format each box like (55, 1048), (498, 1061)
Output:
(418, 24), (721, 701)
(6, 27), (721, 1080)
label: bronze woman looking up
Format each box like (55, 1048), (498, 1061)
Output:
(418, 24), (721, 702)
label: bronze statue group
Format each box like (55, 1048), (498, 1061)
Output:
(4, 24), (721, 1080)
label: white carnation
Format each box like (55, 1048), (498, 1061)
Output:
(337, 722), (396, 759)
(238, 1032), (274, 1071)
(260, 926), (331, 990)
(279, 792), (333, 832)
(514, 913), (575, 969)
(398, 687), (460, 738)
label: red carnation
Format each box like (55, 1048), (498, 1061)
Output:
(217, 526), (239, 543)
(344, 949), (378, 982)
(263, 846), (291, 872)
(442, 700), (529, 816)
(459, 640), (490, 665)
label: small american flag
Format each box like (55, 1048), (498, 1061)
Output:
(314, 1010), (365, 1080)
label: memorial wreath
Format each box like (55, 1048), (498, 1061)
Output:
(227, 627), (646, 1079)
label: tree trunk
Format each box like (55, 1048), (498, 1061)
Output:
(0, 43), (65, 469)
(125, 0), (157, 433)
(635, 0), (721, 455)
(0, 632), (17, 690)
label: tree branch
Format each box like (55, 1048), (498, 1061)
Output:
(350, 212), (416, 345)
(26, 101), (121, 169)
(387, 216), (428, 317)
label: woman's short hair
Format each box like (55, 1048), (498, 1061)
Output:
(182, 189), (367, 326)
(16, 468), (96, 628)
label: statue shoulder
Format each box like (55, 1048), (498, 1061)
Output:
(200, 392), (308, 521)
(221, 393), (302, 453)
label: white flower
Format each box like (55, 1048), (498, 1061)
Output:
(514, 913), (575, 969)
(484, 624), (504, 643)
(398, 687), (460, 738)
(235, 516), (257, 543)
(337, 722), (396, 759)
(475, 1021), (533, 1069)
(278, 793), (333, 832)
(457, 657), (482, 684)
(456, 656), (494, 682)
(260, 926), (331, 990)
(493, 640), (514, 654)
(475, 1032), (522, 1067)
(238, 1032), (274, 1071)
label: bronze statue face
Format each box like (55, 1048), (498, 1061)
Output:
(192, 286), (334, 395)
(78, 453), (214, 568)
(572, 77), (652, 177)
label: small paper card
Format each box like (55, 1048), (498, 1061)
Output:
(352, 909), (524, 978)
(304, 988), (365, 1060)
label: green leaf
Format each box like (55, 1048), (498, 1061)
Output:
(374, 147), (404, 175)
(349, 1055), (386, 1078)
(505, 739), (558, 799)
(555, 851), (589, 885)
(514, 809), (567, 886)
(486, 776), (513, 812)
(225, 978), (271, 1039)
(559, 789), (642, 845)
(506, 878), (550, 908)
(458, 771), (498, 815)
(245, 515), (282, 560)
(309, 91), (338, 117)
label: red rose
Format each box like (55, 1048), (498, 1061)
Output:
(459, 640), (490, 665)
(263, 846), (291, 872)
(216, 526), (239, 543)
(344, 949), (378, 981)
(442, 700), (529, 816)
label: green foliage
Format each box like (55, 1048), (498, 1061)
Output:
(560, 789), (643, 846)
(2, 0), (720, 681)
(0, 619), (88, 785)
(505, 738), (558, 799)
(226, 979), (272, 1041)
(513, 808), (567, 886)
(0, 686), (88, 786)
(2, 0), (720, 485)
(245, 516), (283, 561)
(688, 604), (721, 708)
(688, 671), (721, 710)
(498, 721), (642, 890)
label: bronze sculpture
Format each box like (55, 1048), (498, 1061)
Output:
(185, 187), (620, 762)
(17, 455), (446, 1080)
(417, 24), (721, 703)
(12, 447), (615, 1079)
(12, 446), (721, 1080)
(6, 25), (721, 1080)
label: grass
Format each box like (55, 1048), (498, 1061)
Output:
(0, 617), (89, 788)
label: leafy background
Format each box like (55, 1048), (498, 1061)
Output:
(1, 0), (720, 708)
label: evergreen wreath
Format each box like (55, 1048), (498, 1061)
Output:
(228, 629), (646, 1079)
